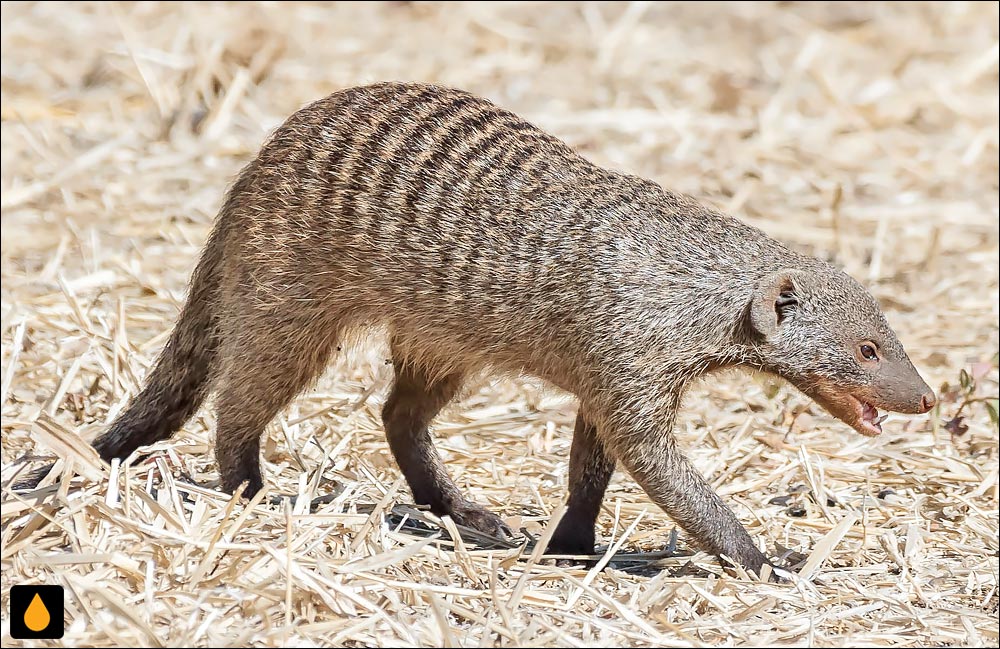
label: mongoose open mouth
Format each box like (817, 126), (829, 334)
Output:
(803, 384), (889, 437)
(850, 395), (887, 437)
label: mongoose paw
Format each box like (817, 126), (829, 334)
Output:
(753, 560), (791, 583)
(721, 547), (787, 582)
(219, 475), (265, 499)
(758, 543), (808, 582)
(549, 550), (599, 569)
(546, 543), (596, 568)
(774, 543), (809, 571)
(544, 539), (596, 558)
(449, 501), (514, 540)
(767, 564), (794, 583)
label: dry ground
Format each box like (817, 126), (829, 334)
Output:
(1, 2), (998, 647)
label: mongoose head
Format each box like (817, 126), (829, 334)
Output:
(748, 266), (936, 436)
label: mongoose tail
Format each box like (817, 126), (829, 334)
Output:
(12, 182), (237, 490)
(88, 222), (225, 462)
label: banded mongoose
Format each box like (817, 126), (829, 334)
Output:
(21, 82), (937, 577)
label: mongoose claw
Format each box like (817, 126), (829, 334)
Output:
(449, 501), (515, 541)
(774, 543), (809, 569)
(768, 565), (794, 583)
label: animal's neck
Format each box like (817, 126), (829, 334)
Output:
(622, 190), (812, 373)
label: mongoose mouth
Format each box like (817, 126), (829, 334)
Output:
(848, 394), (887, 437)
(804, 384), (888, 437)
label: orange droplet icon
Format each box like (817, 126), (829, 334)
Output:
(24, 592), (51, 632)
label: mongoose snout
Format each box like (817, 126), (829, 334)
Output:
(18, 82), (936, 580)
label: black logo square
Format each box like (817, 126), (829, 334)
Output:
(9, 584), (64, 639)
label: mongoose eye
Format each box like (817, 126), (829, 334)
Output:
(859, 343), (879, 362)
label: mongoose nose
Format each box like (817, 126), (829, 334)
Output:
(919, 392), (936, 413)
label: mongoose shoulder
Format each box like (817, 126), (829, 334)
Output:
(21, 82), (936, 578)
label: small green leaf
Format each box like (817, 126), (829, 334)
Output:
(986, 400), (999, 426)
(958, 369), (972, 391)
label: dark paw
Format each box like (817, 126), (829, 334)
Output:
(762, 555), (800, 583)
(545, 530), (598, 567)
(774, 543), (808, 571)
(221, 475), (264, 499)
(546, 517), (596, 558)
(545, 539), (596, 557)
(551, 552), (598, 569)
(749, 545), (803, 582)
(449, 502), (513, 540)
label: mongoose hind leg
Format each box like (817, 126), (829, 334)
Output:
(382, 352), (513, 540)
(546, 409), (615, 557)
(213, 311), (341, 496)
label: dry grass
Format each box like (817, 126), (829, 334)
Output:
(2, 1), (998, 646)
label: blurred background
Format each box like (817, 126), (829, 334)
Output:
(2, 2), (998, 647)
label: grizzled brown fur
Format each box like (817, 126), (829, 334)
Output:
(25, 83), (937, 577)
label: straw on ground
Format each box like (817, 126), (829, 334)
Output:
(2, 2), (997, 647)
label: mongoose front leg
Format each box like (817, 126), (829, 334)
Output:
(382, 355), (513, 539)
(606, 395), (772, 577)
(547, 409), (616, 555)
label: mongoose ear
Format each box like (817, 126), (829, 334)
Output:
(749, 270), (804, 338)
